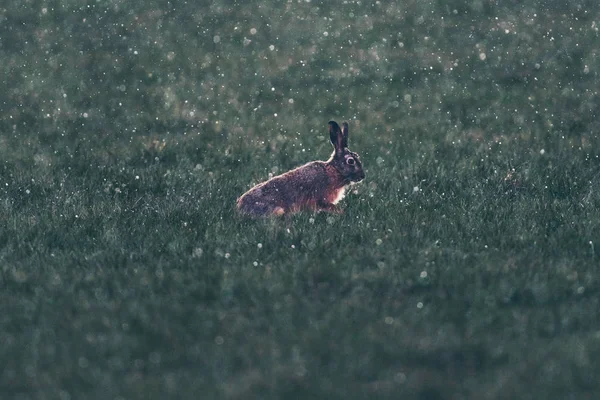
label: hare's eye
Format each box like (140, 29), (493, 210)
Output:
(346, 157), (355, 165)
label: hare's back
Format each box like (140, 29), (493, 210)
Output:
(261, 161), (326, 194)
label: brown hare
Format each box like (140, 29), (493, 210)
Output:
(237, 120), (365, 216)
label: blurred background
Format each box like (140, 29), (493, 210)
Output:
(4, 1), (599, 165)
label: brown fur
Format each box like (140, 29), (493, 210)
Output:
(237, 121), (365, 216)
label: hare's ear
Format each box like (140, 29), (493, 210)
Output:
(329, 120), (343, 155)
(341, 122), (349, 148)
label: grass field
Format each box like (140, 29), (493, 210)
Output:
(2, 1), (600, 399)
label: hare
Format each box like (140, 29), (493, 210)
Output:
(237, 120), (365, 216)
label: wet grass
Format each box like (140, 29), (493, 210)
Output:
(2, 1), (600, 399)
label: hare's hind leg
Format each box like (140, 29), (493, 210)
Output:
(316, 201), (343, 214)
(237, 197), (286, 217)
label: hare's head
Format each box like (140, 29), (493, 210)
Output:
(328, 121), (365, 183)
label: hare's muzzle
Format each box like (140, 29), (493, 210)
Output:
(355, 170), (365, 182)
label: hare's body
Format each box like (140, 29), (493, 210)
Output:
(237, 161), (348, 216)
(237, 121), (364, 216)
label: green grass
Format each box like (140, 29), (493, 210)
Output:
(2, 1), (600, 399)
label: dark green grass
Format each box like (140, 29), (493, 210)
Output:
(3, 1), (600, 399)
